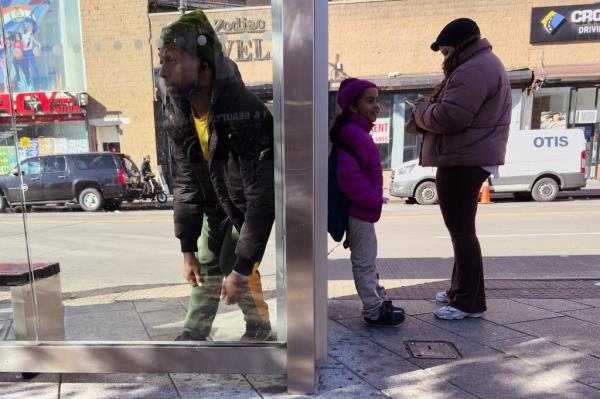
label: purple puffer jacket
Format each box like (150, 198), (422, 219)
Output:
(336, 113), (384, 223)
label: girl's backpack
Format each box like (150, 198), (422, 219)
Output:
(328, 142), (359, 246)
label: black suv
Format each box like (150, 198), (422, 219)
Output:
(0, 153), (143, 212)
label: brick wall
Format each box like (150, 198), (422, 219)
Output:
(81, 0), (600, 165)
(328, 0), (600, 78)
(80, 0), (156, 168)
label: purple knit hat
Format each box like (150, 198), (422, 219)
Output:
(336, 78), (377, 110)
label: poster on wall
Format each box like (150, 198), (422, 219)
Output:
(0, 0), (83, 93)
(0, 145), (17, 174)
(370, 118), (391, 144)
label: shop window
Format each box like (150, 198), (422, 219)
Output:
(511, 89), (523, 129)
(532, 87), (571, 129)
(42, 156), (66, 173)
(2, 0), (85, 93)
(374, 93), (393, 170)
(102, 142), (121, 153)
(573, 88), (599, 125)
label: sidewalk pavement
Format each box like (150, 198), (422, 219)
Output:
(2, 264), (600, 398)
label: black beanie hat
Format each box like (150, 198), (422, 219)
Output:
(430, 18), (480, 52)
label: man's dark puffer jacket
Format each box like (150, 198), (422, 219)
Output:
(163, 55), (274, 277)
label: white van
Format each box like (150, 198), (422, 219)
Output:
(390, 129), (587, 204)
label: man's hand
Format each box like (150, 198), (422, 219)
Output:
(183, 252), (203, 287)
(220, 272), (248, 305)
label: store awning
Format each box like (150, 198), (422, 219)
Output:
(533, 64), (600, 85)
(88, 117), (131, 126)
(329, 69), (535, 92)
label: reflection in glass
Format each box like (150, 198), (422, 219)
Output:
(2, 3), (280, 345)
(158, 9), (275, 342)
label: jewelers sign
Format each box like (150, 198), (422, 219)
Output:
(370, 118), (390, 144)
(531, 4), (600, 44)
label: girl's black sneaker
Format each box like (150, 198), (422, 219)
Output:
(363, 301), (405, 327)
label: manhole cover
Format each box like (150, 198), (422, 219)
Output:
(404, 341), (461, 359)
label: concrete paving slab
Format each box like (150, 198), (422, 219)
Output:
(0, 306), (12, 320)
(178, 300), (189, 312)
(564, 308), (600, 325)
(4, 321), (14, 340)
(381, 368), (478, 399)
(317, 357), (346, 370)
(512, 298), (592, 312)
(328, 320), (476, 398)
(247, 369), (388, 399)
(489, 336), (600, 386)
(60, 373), (177, 399)
(0, 319), (11, 341)
(65, 309), (149, 341)
(573, 298), (600, 307)
(171, 373), (259, 399)
(427, 354), (600, 399)
(138, 308), (186, 338)
(314, 368), (388, 399)
(415, 313), (527, 343)
(244, 374), (295, 398)
(397, 300), (440, 316)
(328, 320), (421, 389)
(150, 332), (183, 341)
(334, 315), (502, 370)
(328, 298), (440, 318)
(64, 301), (135, 316)
(510, 316), (600, 355)
(0, 382), (58, 399)
(482, 299), (561, 324)
(327, 300), (362, 320)
(0, 373), (60, 383)
(133, 299), (185, 313)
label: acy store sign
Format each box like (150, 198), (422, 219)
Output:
(0, 92), (82, 116)
(531, 3), (600, 43)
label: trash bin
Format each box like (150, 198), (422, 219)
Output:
(0, 262), (65, 341)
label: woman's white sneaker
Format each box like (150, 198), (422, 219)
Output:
(435, 291), (449, 304)
(434, 305), (483, 320)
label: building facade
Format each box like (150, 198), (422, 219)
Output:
(1, 0), (599, 179)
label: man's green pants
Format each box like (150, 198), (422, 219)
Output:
(183, 213), (270, 339)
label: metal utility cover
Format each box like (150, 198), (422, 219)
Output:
(405, 341), (461, 360)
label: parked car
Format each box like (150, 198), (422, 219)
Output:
(390, 128), (587, 205)
(0, 152), (143, 212)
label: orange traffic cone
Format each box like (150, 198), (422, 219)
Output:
(479, 179), (491, 204)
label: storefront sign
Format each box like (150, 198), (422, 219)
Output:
(370, 118), (390, 144)
(214, 17), (271, 62)
(223, 39), (271, 62)
(214, 18), (267, 33)
(531, 4), (600, 43)
(0, 92), (83, 116)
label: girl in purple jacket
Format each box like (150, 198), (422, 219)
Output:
(331, 78), (405, 327)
